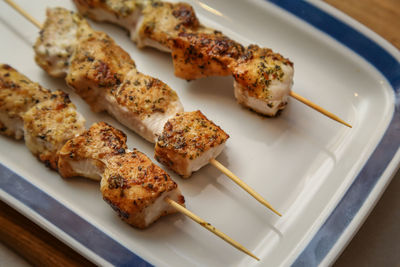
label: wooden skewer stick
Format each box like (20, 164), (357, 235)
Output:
(210, 159), (281, 216)
(290, 91), (352, 128)
(4, 0), (42, 28)
(165, 197), (260, 261)
(5, 0), (282, 217)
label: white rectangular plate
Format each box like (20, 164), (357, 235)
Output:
(0, 0), (399, 266)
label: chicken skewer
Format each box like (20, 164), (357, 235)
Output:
(4, 2), (281, 216)
(72, 0), (351, 128)
(0, 64), (259, 260)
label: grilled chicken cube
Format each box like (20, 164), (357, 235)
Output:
(58, 122), (127, 180)
(34, 8), (89, 78)
(231, 45), (294, 116)
(155, 111), (229, 178)
(73, 0), (144, 37)
(101, 149), (185, 228)
(170, 31), (244, 80)
(107, 69), (183, 142)
(134, 2), (199, 52)
(0, 64), (51, 139)
(66, 30), (135, 112)
(23, 91), (85, 169)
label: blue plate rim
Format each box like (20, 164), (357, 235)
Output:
(0, 1), (399, 266)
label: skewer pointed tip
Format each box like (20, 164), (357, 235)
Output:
(269, 207), (282, 217)
(342, 121), (352, 128)
(289, 91), (352, 128)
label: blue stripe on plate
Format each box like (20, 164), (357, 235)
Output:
(266, 0), (400, 266)
(0, 164), (152, 267)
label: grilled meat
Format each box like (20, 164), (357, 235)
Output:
(0, 64), (51, 139)
(101, 149), (185, 228)
(231, 45), (294, 116)
(36, 7), (184, 142)
(34, 8), (89, 77)
(58, 122), (127, 180)
(155, 111), (229, 177)
(0, 65), (184, 229)
(23, 90), (86, 169)
(72, 0), (294, 115)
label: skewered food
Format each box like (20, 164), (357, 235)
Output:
(0, 64), (85, 169)
(101, 148), (184, 228)
(0, 64), (184, 228)
(61, 122), (184, 228)
(155, 111), (229, 177)
(73, 0), (294, 117)
(8, 5), (280, 216)
(23, 90), (86, 170)
(232, 45), (294, 115)
(0, 66), (254, 254)
(0, 64), (51, 139)
(34, 7), (86, 77)
(35, 7), (184, 143)
(34, 7), (228, 176)
(58, 121), (128, 180)
(0, 65), (259, 260)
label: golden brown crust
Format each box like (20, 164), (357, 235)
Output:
(58, 122), (127, 178)
(155, 111), (229, 173)
(138, 2), (243, 80)
(101, 149), (183, 228)
(113, 70), (179, 119)
(230, 45), (293, 99)
(139, 2), (200, 49)
(34, 8), (86, 77)
(66, 31), (135, 111)
(73, 0), (295, 99)
(0, 64), (51, 138)
(74, 0), (142, 18)
(170, 31), (244, 80)
(23, 90), (85, 170)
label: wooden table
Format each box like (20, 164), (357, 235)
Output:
(1, 1), (399, 266)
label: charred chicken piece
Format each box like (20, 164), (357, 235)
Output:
(155, 111), (229, 177)
(34, 8), (90, 77)
(101, 149), (185, 228)
(231, 45), (294, 116)
(58, 122), (127, 180)
(22, 90), (86, 170)
(74, 0), (145, 37)
(0, 64), (51, 139)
